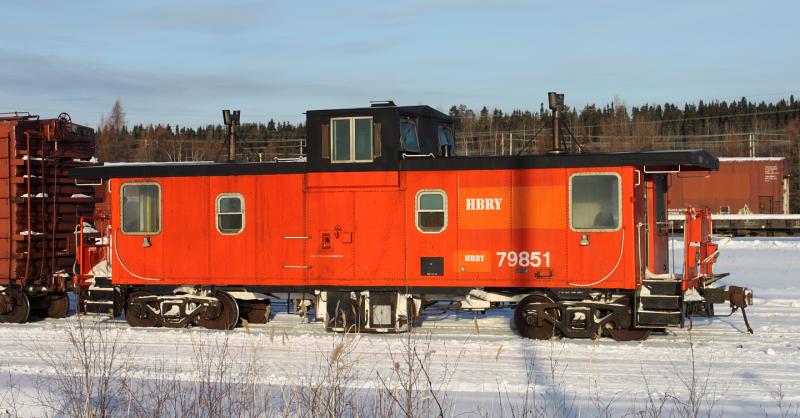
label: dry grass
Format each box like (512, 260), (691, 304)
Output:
(0, 320), (791, 418)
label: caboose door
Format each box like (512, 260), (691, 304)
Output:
(565, 170), (627, 288)
(306, 191), (355, 283)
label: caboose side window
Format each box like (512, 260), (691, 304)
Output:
(570, 173), (620, 231)
(331, 117), (373, 162)
(438, 124), (455, 156)
(216, 194), (245, 235)
(121, 183), (161, 234)
(400, 118), (420, 152)
(415, 190), (447, 233)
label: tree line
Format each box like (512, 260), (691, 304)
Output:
(97, 99), (305, 163)
(95, 96), (800, 209)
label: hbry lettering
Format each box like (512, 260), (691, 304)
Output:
(465, 198), (503, 211)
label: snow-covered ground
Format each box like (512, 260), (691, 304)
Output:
(0, 238), (798, 417)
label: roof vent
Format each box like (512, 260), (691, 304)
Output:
(370, 100), (396, 108)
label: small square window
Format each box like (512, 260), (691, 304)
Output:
(415, 190), (447, 233)
(216, 194), (245, 234)
(331, 117), (373, 162)
(570, 173), (620, 231)
(121, 183), (161, 234)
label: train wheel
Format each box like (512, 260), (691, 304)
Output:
(199, 292), (239, 330)
(603, 297), (652, 341)
(76, 287), (88, 314)
(241, 301), (271, 324)
(113, 288), (124, 318)
(0, 288), (31, 324)
(46, 293), (69, 319)
(605, 326), (652, 342)
(125, 291), (159, 327)
(514, 294), (560, 340)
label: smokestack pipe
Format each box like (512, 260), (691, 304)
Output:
(547, 92), (565, 155)
(222, 109), (240, 162)
(552, 106), (560, 153)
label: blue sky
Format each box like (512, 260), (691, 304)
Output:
(2, 0), (797, 127)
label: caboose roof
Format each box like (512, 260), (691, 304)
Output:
(71, 149), (718, 179)
(306, 104), (455, 123)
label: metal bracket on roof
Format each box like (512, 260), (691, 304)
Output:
(402, 153), (435, 159)
(74, 178), (103, 187)
(643, 165), (681, 174)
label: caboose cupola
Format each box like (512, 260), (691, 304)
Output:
(305, 103), (456, 172)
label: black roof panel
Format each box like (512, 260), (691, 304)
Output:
(306, 105), (455, 123)
(71, 150), (718, 179)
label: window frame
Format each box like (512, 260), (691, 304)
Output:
(330, 116), (374, 163)
(400, 117), (420, 152)
(415, 189), (448, 234)
(215, 193), (245, 235)
(437, 123), (456, 155)
(568, 172), (622, 232)
(120, 181), (162, 235)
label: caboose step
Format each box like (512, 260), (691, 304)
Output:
(642, 279), (681, 295)
(640, 295), (682, 310)
(79, 278), (121, 317)
(638, 310), (682, 326)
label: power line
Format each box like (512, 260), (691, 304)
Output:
(453, 108), (800, 129)
(571, 108), (800, 130)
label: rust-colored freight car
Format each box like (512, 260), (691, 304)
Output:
(0, 113), (97, 322)
(667, 157), (790, 215)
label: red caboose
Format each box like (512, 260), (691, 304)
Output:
(72, 102), (752, 340)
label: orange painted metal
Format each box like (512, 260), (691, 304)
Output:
(646, 175), (669, 275)
(108, 165), (644, 291)
(682, 207), (716, 291)
(75, 213), (109, 284)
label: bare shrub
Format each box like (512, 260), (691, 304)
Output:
(375, 330), (467, 418)
(124, 332), (275, 418)
(495, 341), (575, 418)
(636, 361), (671, 418)
(667, 332), (727, 418)
(495, 347), (538, 418)
(288, 331), (368, 418)
(628, 329), (729, 418)
(0, 365), (21, 418)
(32, 317), (131, 418)
(590, 380), (622, 418)
(762, 385), (799, 418)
